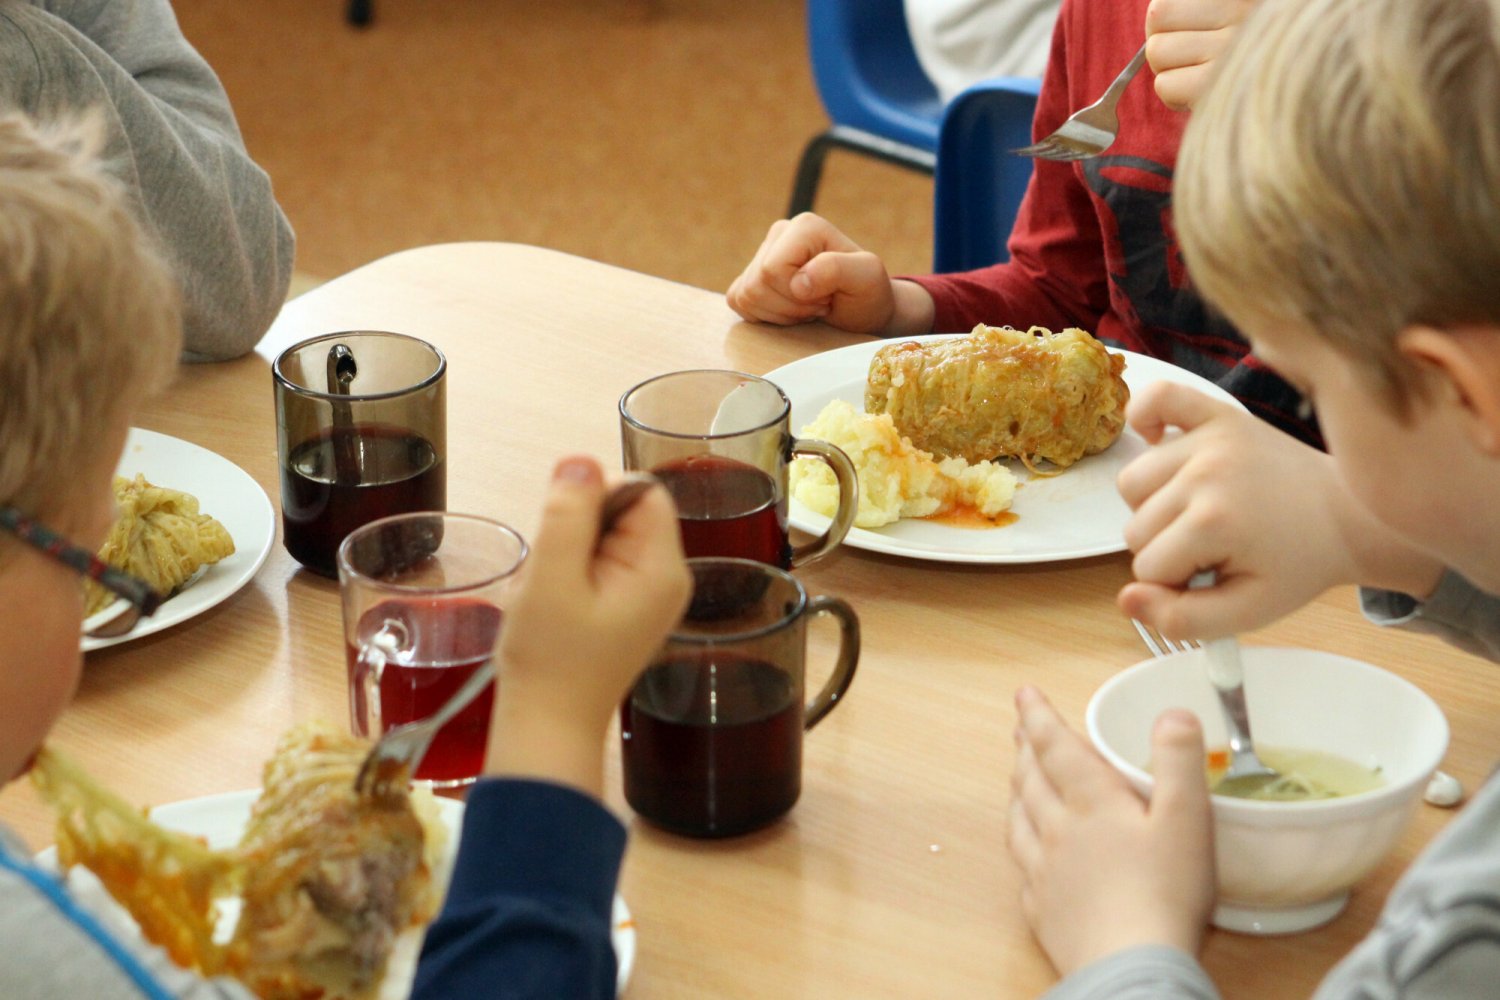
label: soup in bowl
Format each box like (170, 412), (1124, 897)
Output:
(1086, 646), (1448, 935)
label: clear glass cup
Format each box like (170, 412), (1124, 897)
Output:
(338, 511), (526, 788)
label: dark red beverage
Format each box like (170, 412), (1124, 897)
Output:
(346, 598), (500, 784)
(621, 653), (802, 837)
(281, 423), (445, 577)
(651, 454), (790, 567)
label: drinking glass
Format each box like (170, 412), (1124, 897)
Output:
(274, 330), (446, 578)
(619, 369), (857, 568)
(338, 512), (526, 788)
(620, 557), (860, 837)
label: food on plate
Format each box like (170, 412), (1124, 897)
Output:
(30, 746), (237, 973)
(32, 722), (444, 999)
(85, 474), (236, 615)
(232, 724), (443, 1000)
(790, 399), (1017, 528)
(1205, 744), (1385, 801)
(864, 324), (1129, 471)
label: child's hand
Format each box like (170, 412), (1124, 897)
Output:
(1008, 687), (1215, 977)
(1144, 0), (1258, 111)
(1116, 382), (1346, 634)
(726, 213), (934, 336)
(483, 456), (691, 795)
(1117, 382), (1445, 638)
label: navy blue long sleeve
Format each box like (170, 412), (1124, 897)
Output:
(412, 779), (627, 999)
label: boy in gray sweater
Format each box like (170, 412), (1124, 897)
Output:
(0, 0), (294, 360)
(1009, 0), (1500, 996)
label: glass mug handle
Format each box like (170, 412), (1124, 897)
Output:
(788, 436), (859, 569)
(803, 595), (860, 730)
(350, 619), (409, 738)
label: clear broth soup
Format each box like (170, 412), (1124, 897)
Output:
(1206, 745), (1384, 801)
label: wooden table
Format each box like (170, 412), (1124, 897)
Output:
(4, 243), (1498, 999)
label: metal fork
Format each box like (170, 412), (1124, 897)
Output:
(1015, 44), (1148, 162)
(1134, 613), (1466, 806)
(356, 657), (495, 800)
(354, 473), (661, 799)
(1132, 608), (1280, 794)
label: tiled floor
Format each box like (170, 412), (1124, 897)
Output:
(176, 0), (936, 296)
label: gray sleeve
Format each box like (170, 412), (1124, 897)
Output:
(0, 856), (256, 1000)
(1313, 774), (1500, 998)
(1038, 945), (1221, 1000)
(1360, 570), (1500, 662)
(9, 0), (294, 361)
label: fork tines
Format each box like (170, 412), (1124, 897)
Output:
(1131, 617), (1202, 658)
(1014, 125), (1116, 162)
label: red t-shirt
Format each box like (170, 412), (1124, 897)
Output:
(906, 0), (1317, 444)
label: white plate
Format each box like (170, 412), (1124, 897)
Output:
(768, 336), (1243, 564)
(81, 429), (275, 652)
(38, 788), (636, 996)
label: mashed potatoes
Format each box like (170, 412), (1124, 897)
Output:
(791, 399), (1017, 528)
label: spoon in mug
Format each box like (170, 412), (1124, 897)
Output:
(353, 472), (661, 799)
(1188, 571), (1281, 796)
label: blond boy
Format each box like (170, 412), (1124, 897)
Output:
(1008, 0), (1500, 997)
(0, 110), (689, 999)
(0, 110), (182, 792)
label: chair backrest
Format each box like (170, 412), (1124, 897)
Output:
(933, 76), (1043, 272)
(806, 0), (944, 152)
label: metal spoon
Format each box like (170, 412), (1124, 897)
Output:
(1189, 571), (1280, 796)
(597, 472), (659, 541)
(327, 343), (360, 484)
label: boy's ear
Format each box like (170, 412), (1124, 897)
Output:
(1397, 325), (1500, 455)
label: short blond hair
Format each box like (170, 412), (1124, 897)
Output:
(1175, 0), (1500, 412)
(0, 112), (182, 524)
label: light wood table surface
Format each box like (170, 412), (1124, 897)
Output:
(4, 242), (1499, 999)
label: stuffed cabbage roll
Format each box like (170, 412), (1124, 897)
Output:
(864, 324), (1129, 470)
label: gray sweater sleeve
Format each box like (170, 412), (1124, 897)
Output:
(1311, 772), (1500, 998)
(1360, 571), (1500, 662)
(0, 827), (256, 999)
(1038, 945), (1221, 1000)
(3, 0), (294, 361)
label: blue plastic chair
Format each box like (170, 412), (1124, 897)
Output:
(788, 0), (944, 216)
(932, 76), (1043, 271)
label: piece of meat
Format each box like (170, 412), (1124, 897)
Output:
(231, 723), (433, 1000)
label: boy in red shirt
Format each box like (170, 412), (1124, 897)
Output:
(726, 0), (1311, 440)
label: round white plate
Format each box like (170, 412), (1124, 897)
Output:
(81, 428), (275, 652)
(767, 336), (1243, 564)
(38, 788), (636, 996)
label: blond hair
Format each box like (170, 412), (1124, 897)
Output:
(1175, 0), (1500, 412)
(0, 112), (182, 526)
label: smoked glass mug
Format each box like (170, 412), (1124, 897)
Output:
(619, 369), (858, 568)
(338, 512), (526, 788)
(274, 331), (446, 578)
(620, 557), (860, 837)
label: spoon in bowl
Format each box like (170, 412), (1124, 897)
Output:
(1189, 571), (1281, 796)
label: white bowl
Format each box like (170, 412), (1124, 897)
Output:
(1086, 647), (1448, 935)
